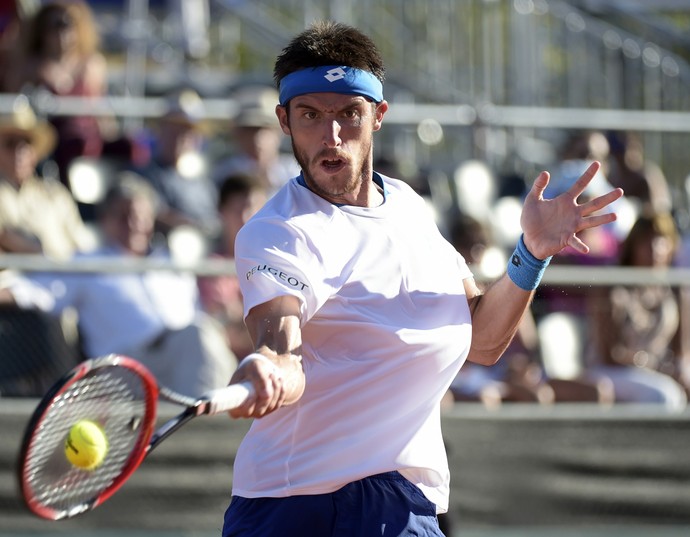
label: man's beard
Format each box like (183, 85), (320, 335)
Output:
(290, 138), (372, 201)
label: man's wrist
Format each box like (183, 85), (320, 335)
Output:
(239, 353), (279, 372)
(506, 235), (552, 291)
(239, 352), (302, 371)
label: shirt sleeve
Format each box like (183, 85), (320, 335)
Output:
(455, 249), (474, 281)
(234, 219), (330, 324)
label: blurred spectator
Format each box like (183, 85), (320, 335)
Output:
(536, 131), (623, 319)
(0, 0), (32, 91)
(135, 88), (220, 241)
(0, 97), (92, 259)
(530, 132), (630, 404)
(198, 172), (268, 359)
(0, 93), (90, 398)
(4, 1), (121, 187)
(0, 173), (237, 398)
(604, 131), (672, 215)
(586, 211), (689, 409)
(211, 85), (299, 196)
(447, 212), (554, 407)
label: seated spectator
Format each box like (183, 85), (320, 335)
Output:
(0, 173), (237, 398)
(211, 85), (299, 197)
(198, 173), (268, 359)
(0, 0), (23, 92)
(586, 211), (689, 409)
(135, 88), (220, 240)
(0, 97), (92, 397)
(4, 1), (121, 188)
(0, 98), (93, 259)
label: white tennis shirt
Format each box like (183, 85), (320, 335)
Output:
(233, 173), (473, 512)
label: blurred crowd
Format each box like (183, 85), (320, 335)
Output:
(448, 130), (690, 411)
(0, 1), (688, 409)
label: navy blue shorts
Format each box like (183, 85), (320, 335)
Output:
(222, 471), (445, 537)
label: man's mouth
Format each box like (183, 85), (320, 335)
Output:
(321, 158), (343, 168)
(320, 158), (346, 172)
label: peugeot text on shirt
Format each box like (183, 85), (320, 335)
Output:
(246, 264), (310, 291)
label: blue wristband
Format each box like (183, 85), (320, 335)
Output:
(507, 235), (551, 291)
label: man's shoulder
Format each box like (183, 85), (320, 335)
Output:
(237, 181), (337, 246)
(256, 178), (327, 218)
(377, 174), (430, 215)
(378, 173), (418, 195)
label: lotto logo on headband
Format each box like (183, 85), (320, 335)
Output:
(324, 67), (347, 82)
(279, 65), (384, 105)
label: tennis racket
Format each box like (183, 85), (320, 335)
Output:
(17, 353), (253, 521)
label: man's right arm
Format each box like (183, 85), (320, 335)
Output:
(228, 294), (306, 419)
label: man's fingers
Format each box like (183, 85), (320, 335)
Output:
(567, 234), (589, 255)
(228, 372), (275, 418)
(567, 161), (601, 200)
(581, 188), (624, 215)
(230, 395), (258, 419)
(529, 171), (551, 199)
(249, 373), (290, 417)
(579, 212), (618, 231)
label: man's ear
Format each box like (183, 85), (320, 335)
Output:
(373, 100), (388, 132)
(276, 105), (291, 135)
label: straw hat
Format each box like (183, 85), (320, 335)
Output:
(0, 98), (57, 160)
(231, 86), (280, 129)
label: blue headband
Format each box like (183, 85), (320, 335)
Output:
(278, 65), (384, 106)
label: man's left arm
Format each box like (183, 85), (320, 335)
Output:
(465, 161), (623, 365)
(464, 275), (533, 365)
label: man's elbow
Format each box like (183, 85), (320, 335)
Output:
(466, 343), (510, 366)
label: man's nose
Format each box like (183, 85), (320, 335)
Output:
(321, 119), (342, 148)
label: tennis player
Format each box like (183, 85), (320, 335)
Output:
(223, 21), (623, 537)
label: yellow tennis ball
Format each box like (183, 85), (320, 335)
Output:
(64, 420), (109, 470)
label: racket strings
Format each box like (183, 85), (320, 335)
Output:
(23, 365), (154, 517)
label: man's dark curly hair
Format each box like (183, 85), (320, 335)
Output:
(273, 21), (386, 86)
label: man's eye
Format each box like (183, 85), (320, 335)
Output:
(304, 111), (317, 120)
